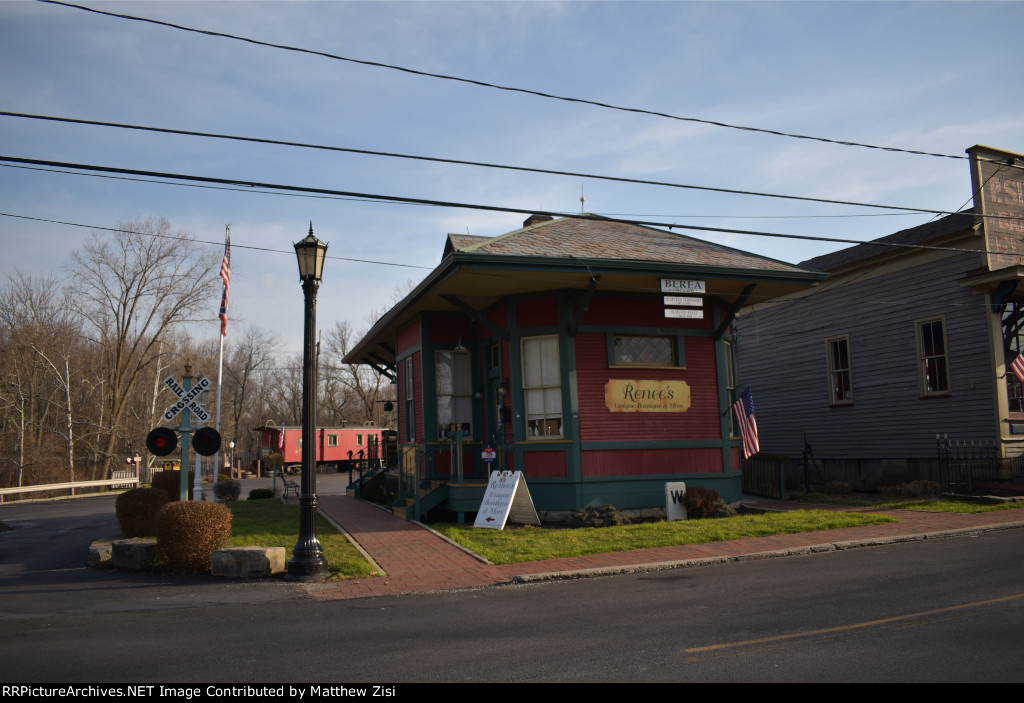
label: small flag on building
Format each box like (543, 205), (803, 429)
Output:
(218, 227), (231, 337)
(732, 388), (760, 459)
(1012, 353), (1024, 385)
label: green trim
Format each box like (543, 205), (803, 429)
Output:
(579, 324), (713, 338)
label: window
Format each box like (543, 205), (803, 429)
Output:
(404, 356), (415, 442)
(917, 317), (950, 396)
(613, 335), (675, 366)
(436, 349), (472, 436)
(827, 336), (853, 405)
(327, 434), (338, 447)
(522, 335), (562, 438)
(357, 434), (363, 446)
(1002, 301), (1024, 413)
(724, 340), (736, 437)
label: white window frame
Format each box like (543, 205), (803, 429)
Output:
(826, 335), (854, 406)
(521, 335), (563, 439)
(916, 316), (951, 396)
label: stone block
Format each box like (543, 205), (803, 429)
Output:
(211, 546), (286, 578)
(87, 541), (112, 569)
(112, 538), (158, 570)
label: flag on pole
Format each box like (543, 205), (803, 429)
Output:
(218, 228), (231, 337)
(1012, 353), (1024, 385)
(731, 388), (760, 459)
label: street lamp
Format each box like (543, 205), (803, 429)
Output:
(287, 223), (329, 581)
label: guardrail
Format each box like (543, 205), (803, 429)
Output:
(0, 476), (139, 503)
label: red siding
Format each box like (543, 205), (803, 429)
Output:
(731, 446), (740, 470)
(582, 448), (723, 477)
(522, 450), (566, 478)
(397, 320), (420, 354)
(481, 306), (508, 339)
(582, 296), (712, 330)
(575, 333), (722, 442)
(518, 297), (558, 328)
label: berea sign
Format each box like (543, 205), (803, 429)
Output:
(162, 375), (212, 423)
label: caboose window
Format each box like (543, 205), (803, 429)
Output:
(327, 434), (338, 447)
(436, 349), (472, 436)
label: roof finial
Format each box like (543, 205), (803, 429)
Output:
(580, 185), (585, 214)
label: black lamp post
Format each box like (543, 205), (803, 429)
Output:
(287, 223), (330, 581)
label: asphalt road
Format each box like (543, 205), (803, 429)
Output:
(2, 495), (1023, 682)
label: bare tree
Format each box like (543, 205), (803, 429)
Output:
(224, 325), (280, 452)
(68, 217), (219, 478)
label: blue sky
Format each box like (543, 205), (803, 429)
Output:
(2, 0), (1022, 356)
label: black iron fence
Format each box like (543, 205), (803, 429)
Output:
(741, 436), (1019, 498)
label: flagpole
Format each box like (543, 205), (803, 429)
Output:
(213, 224), (230, 498)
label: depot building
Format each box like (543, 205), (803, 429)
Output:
(344, 214), (824, 518)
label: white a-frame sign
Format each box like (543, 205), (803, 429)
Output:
(474, 470), (541, 529)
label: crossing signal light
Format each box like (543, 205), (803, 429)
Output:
(146, 427), (178, 456)
(192, 427), (222, 457)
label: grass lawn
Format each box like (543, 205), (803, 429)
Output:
(432, 509), (897, 564)
(226, 499), (379, 580)
(789, 493), (1024, 514)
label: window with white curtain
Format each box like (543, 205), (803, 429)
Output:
(436, 349), (472, 436)
(522, 335), (562, 439)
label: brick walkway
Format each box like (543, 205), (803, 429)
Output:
(307, 494), (1024, 601)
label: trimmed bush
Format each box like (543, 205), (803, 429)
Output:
(214, 478), (241, 502)
(151, 469), (195, 503)
(685, 485), (720, 519)
(156, 501), (232, 572)
(248, 488), (274, 500)
(711, 499), (738, 518)
(570, 504), (631, 528)
(115, 488), (168, 537)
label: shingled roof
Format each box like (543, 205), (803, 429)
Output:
(799, 210), (976, 273)
(447, 215), (811, 274)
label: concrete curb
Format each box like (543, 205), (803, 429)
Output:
(508, 522), (1024, 584)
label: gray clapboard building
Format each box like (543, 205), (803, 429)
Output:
(736, 145), (1024, 466)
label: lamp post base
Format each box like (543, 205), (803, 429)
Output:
(286, 556), (330, 581)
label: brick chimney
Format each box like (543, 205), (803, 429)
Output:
(523, 214), (554, 228)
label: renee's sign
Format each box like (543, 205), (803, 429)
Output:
(604, 379), (692, 413)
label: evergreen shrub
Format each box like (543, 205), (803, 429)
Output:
(248, 488), (274, 500)
(115, 487), (169, 537)
(156, 501), (232, 572)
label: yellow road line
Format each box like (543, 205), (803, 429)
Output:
(685, 593), (1024, 654)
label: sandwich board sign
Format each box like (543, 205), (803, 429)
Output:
(474, 470), (541, 529)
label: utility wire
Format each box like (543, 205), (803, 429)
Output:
(37, 0), (983, 163)
(0, 211), (434, 270)
(0, 154), (1001, 258)
(0, 111), (966, 214)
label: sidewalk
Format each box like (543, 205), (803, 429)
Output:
(306, 492), (1024, 601)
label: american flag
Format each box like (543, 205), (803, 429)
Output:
(218, 229), (231, 337)
(732, 389), (760, 459)
(1012, 353), (1024, 385)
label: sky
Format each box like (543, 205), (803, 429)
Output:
(1, 0), (1022, 359)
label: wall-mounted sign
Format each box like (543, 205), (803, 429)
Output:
(604, 379), (692, 413)
(663, 296), (703, 307)
(969, 146), (1024, 271)
(665, 308), (703, 319)
(661, 279), (705, 294)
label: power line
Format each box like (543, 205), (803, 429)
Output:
(0, 211), (434, 270)
(37, 0), (979, 163)
(0, 154), (1002, 258)
(0, 111), (962, 214)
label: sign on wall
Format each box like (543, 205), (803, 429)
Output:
(604, 379), (692, 413)
(969, 146), (1024, 271)
(661, 279), (705, 294)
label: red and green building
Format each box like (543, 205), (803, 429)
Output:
(345, 214), (824, 519)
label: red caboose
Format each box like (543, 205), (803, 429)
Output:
(255, 425), (386, 472)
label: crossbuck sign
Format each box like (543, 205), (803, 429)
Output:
(162, 375), (211, 424)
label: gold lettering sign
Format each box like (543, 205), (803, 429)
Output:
(604, 379), (691, 413)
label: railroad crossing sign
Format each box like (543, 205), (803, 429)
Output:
(162, 375), (212, 424)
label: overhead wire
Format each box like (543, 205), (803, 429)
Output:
(0, 111), (972, 215)
(1, 154), (1001, 257)
(36, 0), (1017, 167)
